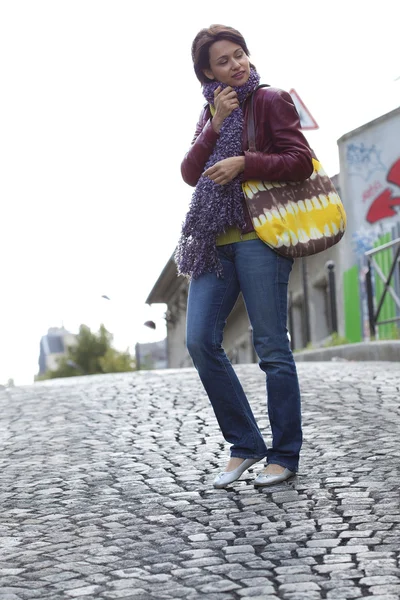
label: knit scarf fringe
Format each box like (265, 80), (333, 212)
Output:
(175, 68), (260, 279)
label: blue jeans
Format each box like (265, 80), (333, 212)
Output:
(186, 239), (302, 472)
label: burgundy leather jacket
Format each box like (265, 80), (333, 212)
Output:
(181, 87), (314, 233)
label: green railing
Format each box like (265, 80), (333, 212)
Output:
(365, 237), (400, 337)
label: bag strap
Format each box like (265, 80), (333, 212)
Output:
(247, 84), (270, 152)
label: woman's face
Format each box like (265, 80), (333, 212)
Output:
(203, 40), (250, 87)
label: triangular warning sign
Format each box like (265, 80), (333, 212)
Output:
(289, 89), (319, 130)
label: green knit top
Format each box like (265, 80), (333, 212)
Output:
(216, 227), (258, 246)
(207, 104), (258, 246)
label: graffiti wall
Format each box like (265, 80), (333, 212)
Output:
(337, 107), (400, 341)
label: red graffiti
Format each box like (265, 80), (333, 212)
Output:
(366, 189), (400, 223)
(362, 181), (382, 203)
(387, 159), (400, 186)
(366, 158), (400, 224)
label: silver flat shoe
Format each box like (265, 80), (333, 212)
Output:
(254, 468), (295, 487)
(213, 458), (263, 489)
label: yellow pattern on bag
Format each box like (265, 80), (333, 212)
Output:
(242, 158), (347, 258)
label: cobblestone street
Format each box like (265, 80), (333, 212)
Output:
(0, 362), (399, 600)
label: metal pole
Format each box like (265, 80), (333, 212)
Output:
(301, 258), (311, 345)
(365, 259), (376, 338)
(135, 343), (141, 370)
(249, 327), (258, 363)
(326, 261), (338, 333)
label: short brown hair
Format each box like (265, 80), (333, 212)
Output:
(191, 24), (251, 84)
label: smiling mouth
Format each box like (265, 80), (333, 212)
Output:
(233, 71), (245, 79)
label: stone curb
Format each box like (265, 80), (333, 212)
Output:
(294, 340), (400, 362)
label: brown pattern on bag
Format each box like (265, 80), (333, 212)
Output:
(242, 159), (347, 258)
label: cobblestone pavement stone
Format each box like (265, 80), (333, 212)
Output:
(0, 362), (399, 600)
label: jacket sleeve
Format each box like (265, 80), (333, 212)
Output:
(242, 90), (314, 182)
(181, 107), (220, 187)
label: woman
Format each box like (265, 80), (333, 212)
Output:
(176, 25), (313, 488)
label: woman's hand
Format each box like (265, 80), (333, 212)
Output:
(204, 156), (245, 185)
(212, 86), (239, 133)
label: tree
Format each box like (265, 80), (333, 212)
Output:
(37, 324), (135, 380)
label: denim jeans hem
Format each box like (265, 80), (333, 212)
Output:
(266, 458), (298, 473)
(231, 451), (267, 460)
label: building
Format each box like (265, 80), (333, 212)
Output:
(38, 327), (77, 376)
(135, 339), (168, 370)
(146, 106), (400, 367)
(337, 106), (400, 342)
(146, 260), (192, 368)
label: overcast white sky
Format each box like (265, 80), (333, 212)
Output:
(1, 0), (399, 384)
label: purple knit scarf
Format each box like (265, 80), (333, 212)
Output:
(175, 68), (260, 279)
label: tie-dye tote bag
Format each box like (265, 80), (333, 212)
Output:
(243, 87), (346, 258)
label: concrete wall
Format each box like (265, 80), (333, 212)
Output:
(338, 108), (400, 269)
(46, 353), (65, 372)
(166, 283), (191, 368)
(289, 250), (339, 348)
(44, 332), (77, 373)
(337, 107), (400, 341)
